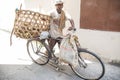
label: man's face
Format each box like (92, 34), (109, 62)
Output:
(55, 3), (63, 13)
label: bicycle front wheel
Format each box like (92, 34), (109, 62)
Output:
(27, 39), (50, 65)
(70, 48), (105, 80)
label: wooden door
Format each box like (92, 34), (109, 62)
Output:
(80, 0), (120, 32)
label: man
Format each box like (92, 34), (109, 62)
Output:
(49, 0), (75, 51)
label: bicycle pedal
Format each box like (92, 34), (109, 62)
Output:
(56, 67), (60, 71)
(54, 59), (59, 64)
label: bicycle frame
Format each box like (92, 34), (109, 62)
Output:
(45, 30), (81, 63)
(27, 29), (105, 79)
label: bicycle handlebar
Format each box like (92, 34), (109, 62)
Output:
(67, 27), (76, 34)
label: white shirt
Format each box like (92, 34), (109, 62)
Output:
(49, 9), (71, 39)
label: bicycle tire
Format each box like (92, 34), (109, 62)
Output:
(27, 39), (50, 65)
(70, 48), (105, 80)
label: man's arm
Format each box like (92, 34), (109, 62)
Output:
(69, 19), (75, 28)
(68, 19), (76, 30)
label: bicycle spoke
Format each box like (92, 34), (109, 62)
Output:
(27, 39), (49, 65)
(70, 49), (105, 80)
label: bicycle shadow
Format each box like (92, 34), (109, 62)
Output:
(0, 59), (81, 80)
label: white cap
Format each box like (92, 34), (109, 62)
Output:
(55, 0), (64, 5)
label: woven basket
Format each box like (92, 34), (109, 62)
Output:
(12, 9), (50, 39)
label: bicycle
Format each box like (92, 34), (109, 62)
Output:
(27, 29), (105, 80)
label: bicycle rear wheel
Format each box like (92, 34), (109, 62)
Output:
(27, 39), (50, 65)
(70, 48), (105, 80)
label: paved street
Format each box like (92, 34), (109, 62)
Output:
(0, 29), (120, 80)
